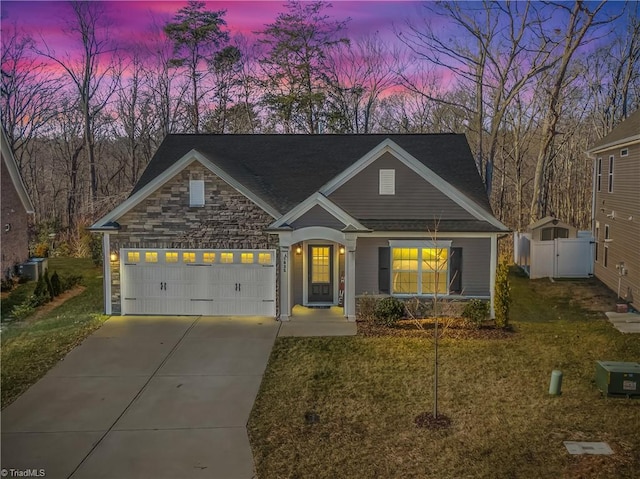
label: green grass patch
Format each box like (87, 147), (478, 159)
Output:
(1, 258), (107, 408)
(249, 273), (640, 478)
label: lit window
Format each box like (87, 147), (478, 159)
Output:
(183, 252), (196, 263)
(241, 253), (254, 264)
(379, 169), (395, 195)
(145, 252), (158, 263)
(203, 252), (216, 263)
(311, 247), (330, 283)
(127, 251), (140, 263)
(221, 252), (234, 263)
(190, 179), (205, 207)
(391, 244), (450, 295)
(258, 252), (272, 264)
(166, 252), (178, 263)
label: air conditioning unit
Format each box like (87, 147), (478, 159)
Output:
(595, 361), (640, 397)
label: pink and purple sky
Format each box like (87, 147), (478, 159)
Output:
(1, 1), (423, 55)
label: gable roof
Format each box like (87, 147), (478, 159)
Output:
(133, 133), (494, 211)
(1, 125), (34, 214)
(588, 109), (640, 153)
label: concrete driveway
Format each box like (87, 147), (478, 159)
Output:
(1, 315), (280, 479)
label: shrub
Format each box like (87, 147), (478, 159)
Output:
(494, 261), (511, 328)
(10, 302), (35, 320)
(61, 274), (83, 291)
(34, 242), (49, 258)
(32, 275), (50, 306)
(462, 299), (489, 329)
(53, 241), (72, 257)
(50, 271), (62, 297)
(357, 294), (378, 321)
(374, 297), (405, 327)
(43, 269), (54, 300)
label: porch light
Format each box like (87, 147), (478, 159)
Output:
(295, 245), (302, 255)
(339, 246), (345, 255)
(110, 251), (119, 262)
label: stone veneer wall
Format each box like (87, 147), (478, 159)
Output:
(108, 162), (279, 314)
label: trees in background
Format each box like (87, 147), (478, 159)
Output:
(2, 0), (639, 254)
(163, 0), (229, 133)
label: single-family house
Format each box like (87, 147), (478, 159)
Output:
(91, 134), (509, 320)
(1, 126), (35, 279)
(587, 109), (640, 309)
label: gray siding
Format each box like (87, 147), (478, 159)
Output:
(291, 205), (346, 230)
(593, 143), (640, 308)
(329, 152), (476, 220)
(355, 236), (490, 296)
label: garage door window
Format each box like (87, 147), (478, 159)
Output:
(127, 251), (140, 263)
(241, 252), (254, 263)
(145, 252), (158, 263)
(183, 252), (196, 263)
(258, 252), (272, 264)
(166, 252), (178, 263)
(221, 252), (234, 263)
(203, 252), (216, 263)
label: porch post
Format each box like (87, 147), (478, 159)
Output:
(489, 233), (497, 319)
(279, 245), (292, 321)
(344, 235), (357, 321)
(102, 233), (112, 315)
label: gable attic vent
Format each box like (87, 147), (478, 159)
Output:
(190, 179), (205, 207)
(379, 169), (395, 195)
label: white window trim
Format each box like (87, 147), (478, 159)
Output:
(190, 179), (205, 207)
(379, 169), (395, 195)
(608, 156), (614, 193)
(388, 240), (452, 296)
(620, 148), (628, 157)
(596, 158), (602, 192)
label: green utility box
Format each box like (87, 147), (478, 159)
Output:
(595, 361), (640, 397)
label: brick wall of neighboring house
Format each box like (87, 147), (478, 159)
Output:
(1, 157), (30, 278)
(108, 162), (279, 312)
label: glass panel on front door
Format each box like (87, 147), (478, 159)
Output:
(309, 245), (333, 303)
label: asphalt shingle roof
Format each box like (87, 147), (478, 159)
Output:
(589, 109), (640, 151)
(134, 134), (494, 222)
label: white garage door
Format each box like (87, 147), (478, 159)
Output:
(120, 248), (276, 316)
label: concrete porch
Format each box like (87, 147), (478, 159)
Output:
(277, 305), (357, 337)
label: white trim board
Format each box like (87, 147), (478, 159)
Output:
(92, 149), (280, 228)
(1, 126), (35, 214)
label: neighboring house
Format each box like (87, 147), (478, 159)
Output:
(91, 134), (509, 320)
(587, 109), (640, 309)
(1, 126), (35, 279)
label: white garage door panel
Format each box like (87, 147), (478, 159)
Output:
(120, 249), (276, 316)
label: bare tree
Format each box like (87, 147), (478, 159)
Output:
(36, 1), (119, 207)
(1, 25), (60, 170)
(529, 1), (610, 221)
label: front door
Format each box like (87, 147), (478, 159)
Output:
(308, 245), (333, 303)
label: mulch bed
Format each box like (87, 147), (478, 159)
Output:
(357, 318), (515, 340)
(414, 412), (452, 430)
